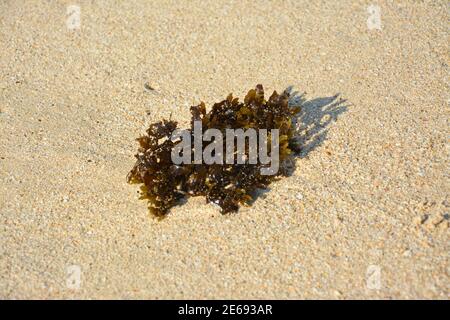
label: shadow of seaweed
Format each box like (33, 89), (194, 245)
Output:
(286, 87), (349, 159)
(236, 88), (349, 204)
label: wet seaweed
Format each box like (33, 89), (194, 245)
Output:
(127, 85), (301, 217)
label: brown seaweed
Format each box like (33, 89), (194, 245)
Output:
(127, 85), (301, 217)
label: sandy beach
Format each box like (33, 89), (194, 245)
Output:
(0, 0), (448, 299)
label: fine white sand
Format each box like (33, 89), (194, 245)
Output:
(0, 0), (448, 299)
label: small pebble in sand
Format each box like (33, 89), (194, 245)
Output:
(144, 83), (156, 92)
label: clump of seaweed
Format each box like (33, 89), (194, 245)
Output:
(127, 85), (301, 217)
